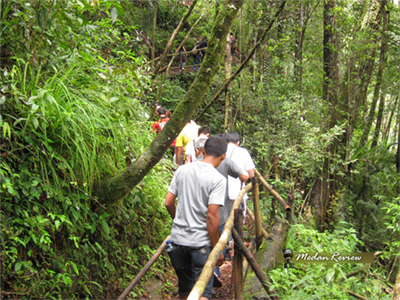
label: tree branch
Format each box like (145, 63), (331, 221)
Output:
(151, 0), (198, 79)
(195, 0), (287, 121)
(94, 0), (244, 205)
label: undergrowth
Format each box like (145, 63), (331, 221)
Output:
(0, 57), (173, 299)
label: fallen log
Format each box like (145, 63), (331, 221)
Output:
(243, 217), (288, 299)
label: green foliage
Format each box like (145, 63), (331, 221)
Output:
(0, 0), (173, 298)
(269, 222), (392, 299)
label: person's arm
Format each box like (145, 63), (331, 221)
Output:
(176, 146), (183, 166)
(239, 172), (249, 183)
(227, 158), (248, 182)
(247, 168), (255, 178)
(165, 192), (177, 219)
(207, 204), (224, 266)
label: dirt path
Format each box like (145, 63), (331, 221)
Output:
(162, 260), (234, 299)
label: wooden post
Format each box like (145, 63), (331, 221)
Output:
(234, 209), (244, 299)
(252, 176), (262, 250)
(246, 204), (268, 238)
(118, 235), (170, 299)
(232, 229), (276, 300)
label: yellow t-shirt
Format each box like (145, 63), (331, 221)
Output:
(176, 123), (200, 148)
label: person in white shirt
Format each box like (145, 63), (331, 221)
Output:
(222, 132), (255, 221)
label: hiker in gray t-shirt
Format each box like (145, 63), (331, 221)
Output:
(165, 137), (227, 300)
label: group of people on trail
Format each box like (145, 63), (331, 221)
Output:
(175, 37), (207, 71)
(160, 122), (255, 298)
(150, 100), (255, 299)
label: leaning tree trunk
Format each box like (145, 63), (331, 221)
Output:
(244, 217), (288, 299)
(94, 0), (244, 205)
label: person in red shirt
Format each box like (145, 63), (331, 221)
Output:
(151, 107), (176, 151)
(152, 107), (170, 133)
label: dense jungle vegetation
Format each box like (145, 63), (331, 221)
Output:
(1, 0), (400, 299)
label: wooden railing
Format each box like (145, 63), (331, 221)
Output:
(118, 169), (291, 299)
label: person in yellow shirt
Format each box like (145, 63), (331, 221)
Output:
(175, 121), (200, 168)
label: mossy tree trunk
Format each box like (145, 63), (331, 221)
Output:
(94, 0), (244, 205)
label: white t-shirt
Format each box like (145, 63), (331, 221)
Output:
(168, 162), (226, 247)
(226, 143), (255, 200)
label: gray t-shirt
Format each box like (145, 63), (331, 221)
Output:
(216, 157), (244, 225)
(168, 162), (226, 247)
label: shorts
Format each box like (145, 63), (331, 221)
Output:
(167, 243), (214, 299)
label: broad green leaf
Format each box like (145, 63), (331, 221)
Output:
(71, 261), (79, 275)
(100, 219), (110, 235)
(32, 117), (39, 129)
(15, 262), (22, 272)
(326, 268), (335, 282)
(111, 7), (118, 24)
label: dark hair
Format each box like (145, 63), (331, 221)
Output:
(230, 32), (233, 35)
(204, 137), (227, 157)
(223, 132), (240, 144)
(157, 107), (167, 115)
(198, 126), (211, 136)
(151, 101), (160, 108)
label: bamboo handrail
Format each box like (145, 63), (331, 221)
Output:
(187, 183), (252, 300)
(118, 235), (170, 299)
(255, 169), (291, 212)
